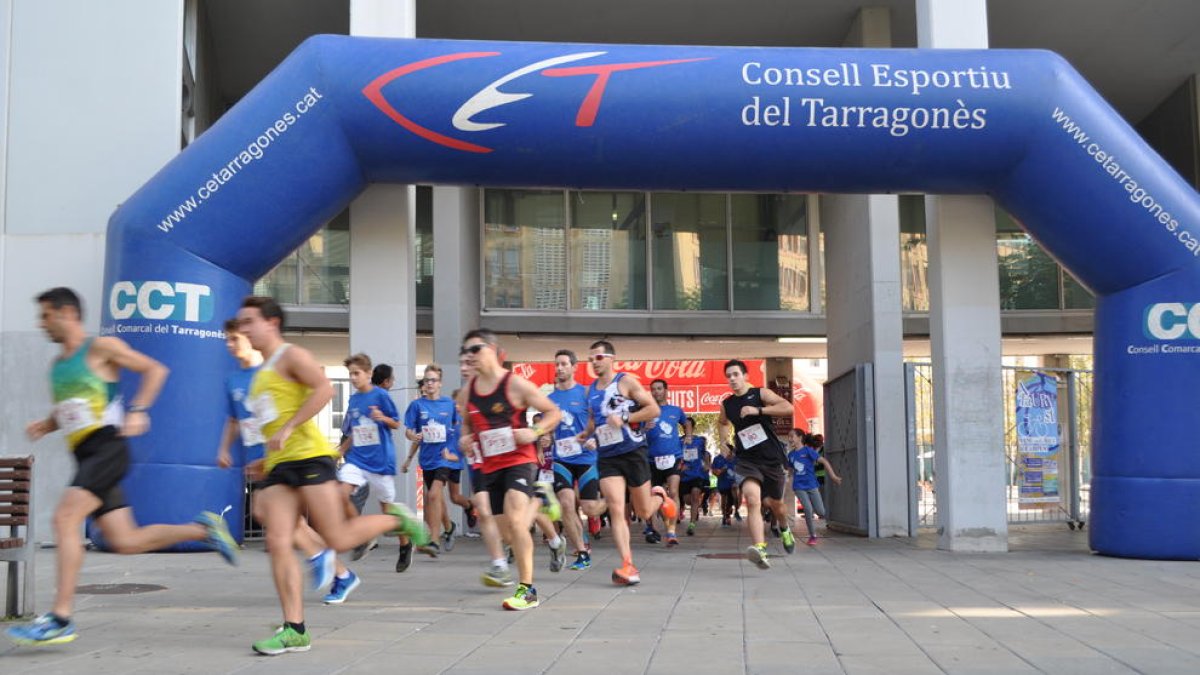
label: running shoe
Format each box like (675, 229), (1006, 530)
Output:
(502, 583), (540, 611)
(384, 502), (431, 547)
(418, 540), (441, 558)
(643, 524), (659, 544)
(396, 540), (413, 572)
(195, 510), (239, 566)
(665, 533), (679, 548)
(252, 625), (311, 655)
(481, 563), (514, 587)
(548, 537), (567, 573)
(323, 571), (361, 605)
(612, 562), (641, 586)
(568, 552), (592, 570)
(588, 515), (602, 538)
(746, 544), (771, 570)
(687, 521), (696, 536)
(506, 546), (514, 564)
(721, 518), (731, 528)
(734, 510), (743, 522)
(466, 506), (478, 529)
(6, 614), (77, 646)
(770, 525), (781, 539)
(651, 486), (678, 521)
(442, 522), (457, 552)
(781, 528), (796, 554)
(350, 537), (378, 562)
(307, 548), (336, 590)
(807, 535), (818, 546)
(534, 481), (562, 522)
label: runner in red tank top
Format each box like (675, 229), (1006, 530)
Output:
(457, 329), (561, 611)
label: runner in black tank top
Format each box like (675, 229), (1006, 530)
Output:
(717, 359), (800, 569)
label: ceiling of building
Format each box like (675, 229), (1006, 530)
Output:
(204, 0), (1200, 123)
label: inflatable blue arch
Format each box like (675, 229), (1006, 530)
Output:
(100, 37), (1200, 559)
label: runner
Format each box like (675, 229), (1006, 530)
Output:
(532, 413), (569, 573)
(717, 359), (796, 569)
(787, 430), (842, 545)
(402, 364), (464, 558)
(457, 329), (562, 610)
(235, 296), (428, 655)
(582, 340), (678, 585)
(712, 444), (738, 527)
(644, 379), (685, 547)
(678, 416), (711, 536)
(547, 349), (603, 570)
(6, 287), (238, 647)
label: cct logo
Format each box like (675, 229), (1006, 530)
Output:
(1144, 303), (1200, 340)
(109, 281), (213, 322)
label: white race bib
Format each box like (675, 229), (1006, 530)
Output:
(595, 423), (623, 447)
(737, 423), (767, 449)
(683, 447), (699, 462)
(654, 454), (676, 471)
(352, 418), (381, 447)
(239, 418), (265, 447)
(422, 421), (447, 444)
(55, 398), (96, 434)
(555, 437), (583, 458)
(539, 469), (554, 484)
(479, 427), (517, 457)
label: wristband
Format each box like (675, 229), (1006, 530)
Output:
(128, 404), (149, 414)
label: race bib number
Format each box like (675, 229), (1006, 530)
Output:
(555, 438), (583, 458)
(683, 447), (699, 462)
(239, 418), (265, 447)
(422, 421), (447, 444)
(479, 427), (517, 457)
(539, 469), (554, 484)
(352, 418), (381, 447)
(654, 455), (676, 471)
(595, 423), (623, 447)
(737, 423), (767, 449)
(55, 398), (96, 434)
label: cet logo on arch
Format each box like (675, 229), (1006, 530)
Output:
(109, 281), (213, 322)
(1144, 303), (1200, 340)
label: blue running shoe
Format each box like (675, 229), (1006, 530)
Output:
(6, 613), (77, 646)
(307, 548), (336, 591)
(195, 510), (239, 566)
(322, 571), (361, 605)
(568, 552), (591, 571)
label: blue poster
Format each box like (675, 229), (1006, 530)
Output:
(1016, 371), (1060, 503)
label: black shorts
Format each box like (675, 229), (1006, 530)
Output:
(423, 466), (461, 490)
(735, 456), (786, 502)
(71, 426), (129, 517)
(649, 457), (681, 487)
(597, 448), (651, 488)
(260, 456), (338, 489)
(680, 477), (707, 495)
(482, 463), (537, 515)
(553, 461), (601, 501)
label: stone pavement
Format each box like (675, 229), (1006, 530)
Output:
(2, 517), (1199, 674)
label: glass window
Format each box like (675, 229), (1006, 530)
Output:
(731, 194), (809, 311)
(650, 192), (728, 310)
(1063, 271), (1095, 309)
(254, 254), (299, 305)
(996, 208), (1059, 310)
(301, 211), (350, 305)
(570, 191), (647, 310)
(415, 186), (433, 308)
(483, 190), (566, 310)
(899, 195), (930, 312)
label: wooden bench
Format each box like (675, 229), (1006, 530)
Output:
(0, 456), (35, 618)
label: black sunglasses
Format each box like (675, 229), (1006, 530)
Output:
(464, 343), (487, 355)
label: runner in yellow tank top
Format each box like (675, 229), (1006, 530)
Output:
(6, 287), (238, 648)
(235, 296), (429, 656)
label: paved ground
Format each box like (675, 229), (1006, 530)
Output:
(2, 517), (1199, 674)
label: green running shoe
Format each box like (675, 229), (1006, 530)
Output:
(195, 510), (239, 566)
(481, 563), (514, 588)
(781, 528), (796, 554)
(385, 502), (431, 547)
(252, 625), (311, 655)
(746, 544), (771, 570)
(534, 481), (562, 522)
(502, 583), (540, 611)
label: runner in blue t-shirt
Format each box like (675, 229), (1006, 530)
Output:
(547, 349), (602, 571)
(645, 379), (685, 546)
(402, 364), (465, 558)
(711, 446), (739, 528)
(678, 417), (711, 536)
(786, 429), (841, 545)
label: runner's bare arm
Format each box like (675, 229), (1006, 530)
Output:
(620, 376), (660, 425)
(716, 407), (731, 449)
(275, 345), (333, 433)
(756, 387), (794, 417)
(93, 336), (169, 410)
(510, 376), (561, 445)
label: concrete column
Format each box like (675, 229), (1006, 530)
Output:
(432, 186), (480, 392)
(918, 0), (1007, 553)
(349, 0), (417, 509)
(820, 195), (908, 538)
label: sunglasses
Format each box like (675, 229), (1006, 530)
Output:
(464, 344), (488, 355)
(591, 353), (615, 361)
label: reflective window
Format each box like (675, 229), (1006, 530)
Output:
(570, 191), (647, 310)
(899, 195), (930, 312)
(483, 190), (566, 310)
(996, 208), (1060, 310)
(415, 186), (433, 308)
(650, 193), (728, 310)
(730, 194), (808, 311)
(1063, 272), (1095, 309)
(254, 211), (348, 306)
